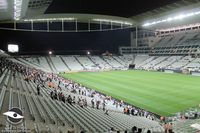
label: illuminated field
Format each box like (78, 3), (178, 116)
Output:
(61, 70), (200, 116)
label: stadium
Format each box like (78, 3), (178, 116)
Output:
(1, 0), (200, 132)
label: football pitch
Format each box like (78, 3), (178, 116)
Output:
(60, 70), (200, 116)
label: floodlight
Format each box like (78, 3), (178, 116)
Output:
(142, 10), (200, 27)
(8, 44), (19, 53)
(49, 51), (52, 55)
(14, 0), (22, 20)
(87, 51), (90, 55)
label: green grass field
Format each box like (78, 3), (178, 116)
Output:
(60, 70), (200, 116)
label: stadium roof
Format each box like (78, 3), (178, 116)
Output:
(0, 0), (200, 28)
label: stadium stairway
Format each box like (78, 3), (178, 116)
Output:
(137, 56), (157, 68)
(87, 55), (101, 69)
(45, 56), (57, 72)
(153, 56), (182, 69)
(180, 57), (196, 69)
(173, 119), (200, 133)
(142, 56), (169, 69)
(59, 56), (84, 71)
(74, 56), (87, 70)
(153, 56), (169, 67)
(76, 56), (98, 70)
(60, 56), (71, 71)
(170, 56), (193, 69)
(89, 56), (112, 70)
(112, 56), (125, 67)
(100, 56), (114, 68)
(37, 57), (52, 72)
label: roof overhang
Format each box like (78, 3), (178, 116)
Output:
(1, 0), (200, 30)
(21, 13), (135, 25)
(131, 0), (200, 29)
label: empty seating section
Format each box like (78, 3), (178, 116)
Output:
(24, 57), (39, 64)
(50, 56), (69, 72)
(0, 86), (6, 111)
(154, 56), (182, 69)
(102, 56), (124, 69)
(38, 57), (52, 71)
(112, 56), (128, 67)
(140, 56), (169, 69)
(16, 54), (200, 73)
(156, 36), (174, 47)
(134, 55), (150, 67)
(135, 55), (200, 71)
(76, 56), (98, 70)
(61, 56), (84, 71)
(154, 31), (199, 47)
(46, 56), (57, 72)
(90, 56), (112, 70)
(184, 58), (200, 70)
(17, 58), (42, 70)
(137, 56), (156, 68)
(173, 119), (200, 133)
(119, 54), (134, 65)
(170, 56), (194, 69)
(20, 57), (41, 68)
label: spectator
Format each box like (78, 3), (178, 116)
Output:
(102, 100), (106, 111)
(91, 99), (94, 108)
(61, 93), (65, 103)
(54, 90), (58, 100)
(50, 90), (54, 99)
(79, 99), (84, 108)
(105, 109), (109, 115)
(147, 130), (151, 133)
(109, 127), (115, 133)
(72, 96), (76, 104)
(132, 126), (137, 133)
(84, 98), (87, 107)
(96, 100), (100, 109)
(37, 84), (41, 95)
(67, 95), (72, 105)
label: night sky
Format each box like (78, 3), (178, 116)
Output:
(46, 0), (180, 17)
(0, 28), (132, 55)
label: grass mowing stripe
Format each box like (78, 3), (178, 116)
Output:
(61, 70), (200, 116)
(70, 72), (199, 105)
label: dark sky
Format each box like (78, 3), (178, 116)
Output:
(46, 0), (181, 17)
(0, 29), (132, 55)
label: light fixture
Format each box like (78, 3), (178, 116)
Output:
(142, 10), (200, 27)
(87, 51), (90, 55)
(14, 0), (22, 20)
(48, 51), (52, 55)
(156, 23), (200, 32)
(24, 18), (75, 22)
(92, 19), (133, 26)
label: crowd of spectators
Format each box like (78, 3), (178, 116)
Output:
(0, 57), (159, 123)
(123, 106), (155, 120)
(163, 123), (173, 133)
